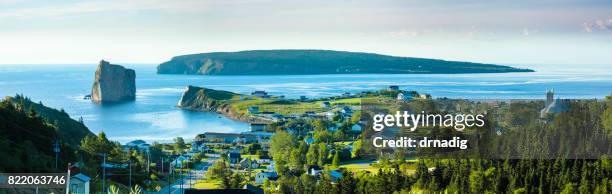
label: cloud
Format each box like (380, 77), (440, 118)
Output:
(0, 0), (255, 19)
(522, 28), (539, 36)
(583, 18), (612, 32)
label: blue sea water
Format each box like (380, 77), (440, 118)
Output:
(0, 63), (610, 143)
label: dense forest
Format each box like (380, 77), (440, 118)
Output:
(157, 50), (533, 75)
(0, 96), (81, 172)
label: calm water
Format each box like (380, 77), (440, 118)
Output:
(0, 63), (610, 143)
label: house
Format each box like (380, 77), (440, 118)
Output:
(419, 94), (431, 99)
(228, 152), (241, 165)
(251, 91), (269, 98)
(308, 165), (323, 176)
(328, 170), (343, 182)
(304, 137), (315, 145)
(172, 155), (190, 168)
(255, 171), (278, 184)
(257, 158), (272, 164)
(351, 124), (362, 132)
(342, 92), (351, 97)
(304, 111), (317, 117)
(397, 92), (413, 101)
(124, 140), (149, 152)
(321, 101), (331, 108)
(389, 85), (400, 91)
(341, 106), (352, 116)
(239, 158), (259, 170)
(300, 96), (308, 101)
(247, 106), (260, 114)
(69, 173), (90, 194)
(250, 123), (267, 132)
(325, 112), (336, 120)
(191, 142), (209, 153)
(267, 161), (276, 172)
(200, 132), (258, 143)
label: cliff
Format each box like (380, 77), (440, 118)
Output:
(91, 60), (136, 103)
(157, 49), (533, 75)
(177, 86), (268, 123)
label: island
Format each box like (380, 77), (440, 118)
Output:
(157, 49), (533, 75)
(91, 60), (136, 103)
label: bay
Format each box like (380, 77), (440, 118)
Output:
(0, 63), (610, 143)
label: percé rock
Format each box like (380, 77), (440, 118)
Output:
(157, 49), (534, 75)
(91, 60), (136, 103)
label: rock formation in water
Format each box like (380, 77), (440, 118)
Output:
(91, 60), (136, 103)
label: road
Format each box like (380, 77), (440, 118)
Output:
(146, 156), (214, 194)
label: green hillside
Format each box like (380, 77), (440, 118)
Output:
(157, 49), (533, 75)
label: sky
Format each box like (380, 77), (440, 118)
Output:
(0, 0), (611, 65)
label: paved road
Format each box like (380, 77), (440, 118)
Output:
(147, 155), (215, 194)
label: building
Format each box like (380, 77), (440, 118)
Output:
(307, 165), (323, 176)
(328, 170), (343, 182)
(341, 106), (352, 116)
(389, 85), (400, 91)
(69, 173), (90, 194)
(199, 132), (259, 143)
(255, 171), (278, 184)
(124, 140), (149, 152)
(351, 124), (362, 132)
(251, 91), (269, 98)
(250, 123), (267, 132)
(239, 158), (259, 170)
(300, 96), (308, 101)
(172, 155), (190, 168)
(267, 161), (276, 172)
(419, 94), (432, 99)
(321, 101), (331, 108)
(247, 106), (260, 114)
(304, 111), (317, 117)
(397, 92), (413, 101)
(228, 152), (241, 165)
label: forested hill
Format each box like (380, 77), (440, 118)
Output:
(0, 96), (88, 172)
(7, 95), (93, 147)
(157, 50), (533, 75)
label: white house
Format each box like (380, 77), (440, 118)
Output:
(308, 165), (323, 176)
(69, 173), (90, 194)
(255, 172), (278, 184)
(397, 92), (413, 101)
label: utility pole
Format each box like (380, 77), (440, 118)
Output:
(53, 141), (60, 171)
(102, 153), (107, 193)
(129, 159), (132, 190)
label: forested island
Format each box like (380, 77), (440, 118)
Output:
(157, 50), (533, 75)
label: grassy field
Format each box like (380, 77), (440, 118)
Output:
(193, 179), (222, 189)
(229, 97), (364, 115)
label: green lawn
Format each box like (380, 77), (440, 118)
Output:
(193, 179), (222, 189)
(340, 162), (379, 173)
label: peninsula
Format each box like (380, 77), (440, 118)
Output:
(157, 49), (533, 75)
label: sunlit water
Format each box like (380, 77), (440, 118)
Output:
(0, 63), (610, 143)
